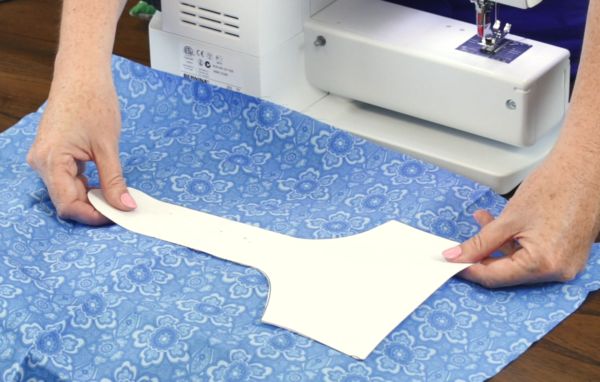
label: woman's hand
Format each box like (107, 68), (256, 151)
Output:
(26, 0), (132, 225)
(27, 70), (136, 225)
(443, 153), (600, 288)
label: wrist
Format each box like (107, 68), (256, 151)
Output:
(546, 145), (600, 186)
(50, 54), (115, 101)
(54, 49), (112, 79)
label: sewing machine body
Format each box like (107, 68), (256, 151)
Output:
(149, 0), (570, 193)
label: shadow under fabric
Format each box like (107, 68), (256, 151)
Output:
(89, 188), (469, 360)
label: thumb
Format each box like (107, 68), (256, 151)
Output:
(442, 217), (515, 263)
(94, 143), (136, 211)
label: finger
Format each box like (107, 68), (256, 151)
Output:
(442, 212), (517, 263)
(93, 142), (136, 211)
(55, 199), (111, 226)
(473, 209), (494, 226)
(44, 159), (110, 225)
(472, 210), (520, 256)
(77, 174), (89, 189)
(458, 248), (559, 288)
(76, 161), (86, 176)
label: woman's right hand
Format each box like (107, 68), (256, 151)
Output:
(27, 69), (136, 225)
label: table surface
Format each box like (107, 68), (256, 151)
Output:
(0, 1), (598, 380)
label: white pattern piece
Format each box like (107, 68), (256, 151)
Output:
(89, 188), (470, 359)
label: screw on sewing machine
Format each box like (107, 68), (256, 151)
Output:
(314, 35), (327, 47)
(506, 99), (517, 110)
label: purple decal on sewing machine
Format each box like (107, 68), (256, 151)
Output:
(457, 35), (532, 63)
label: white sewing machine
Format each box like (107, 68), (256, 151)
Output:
(149, 0), (569, 193)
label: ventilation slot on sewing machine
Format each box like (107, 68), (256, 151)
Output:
(178, 1), (241, 38)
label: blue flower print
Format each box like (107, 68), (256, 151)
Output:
(207, 349), (272, 382)
(239, 178), (273, 199)
(151, 244), (204, 268)
(346, 170), (376, 188)
(91, 334), (126, 365)
(484, 339), (529, 365)
(43, 242), (105, 272)
(249, 329), (312, 361)
(0, 205), (44, 238)
(100, 361), (159, 382)
(278, 367), (315, 382)
(87, 225), (138, 244)
(278, 143), (308, 170)
(115, 58), (161, 98)
(2, 363), (23, 382)
(382, 157), (438, 185)
(311, 130), (366, 170)
(4, 257), (64, 292)
(9, 235), (46, 261)
(20, 321), (85, 372)
(237, 199), (297, 217)
(129, 73), (156, 98)
(121, 145), (168, 173)
(413, 298), (477, 344)
(177, 81), (227, 118)
(0, 327), (17, 361)
(306, 211), (369, 238)
(524, 310), (569, 334)
(68, 286), (123, 329)
(0, 185), (16, 205)
(374, 330), (435, 376)
(451, 283), (514, 316)
(270, 220), (299, 236)
(132, 315), (197, 367)
(171, 170), (233, 204)
(178, 79), (212, 103)
(149, 119), (206, 148)
(416, 206), (477, 240)
(151, 98), (176, 119)
(444, 351), (482, 377)
(562, 284), (588, 302)
(517, 287), (557, 309)
(345, 184), (407, 214)
(123, 102), (145, 121)
(0, 136), (9, 149)
(451, 184), (500, 215)
(212, 121), (242, 142)
(322, 362), (386, 382)
(0, 276), (22, 319)
(211, 143), (271, 176)
(112, 258), (173, 297)
(2, 54), (599, 382)
(242, 101), (295, 145)
(195, 90), (227, 119)
(223, 268), (268, 299)
(278, 168), (337, 201)
(114, 57), (156, 82)
(27, 293), (63, 321)
(168, 347), (215, 381)
(176, 293), (245, 327)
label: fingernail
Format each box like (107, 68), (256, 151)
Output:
(443, 246), (462, 260)
(120, 192), (137, 209)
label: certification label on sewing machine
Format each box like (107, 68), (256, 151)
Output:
(457, 35), (532, 63)
(180, 42), (244, 92)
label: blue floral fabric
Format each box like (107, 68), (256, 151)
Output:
(0, 56), (598, 381)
